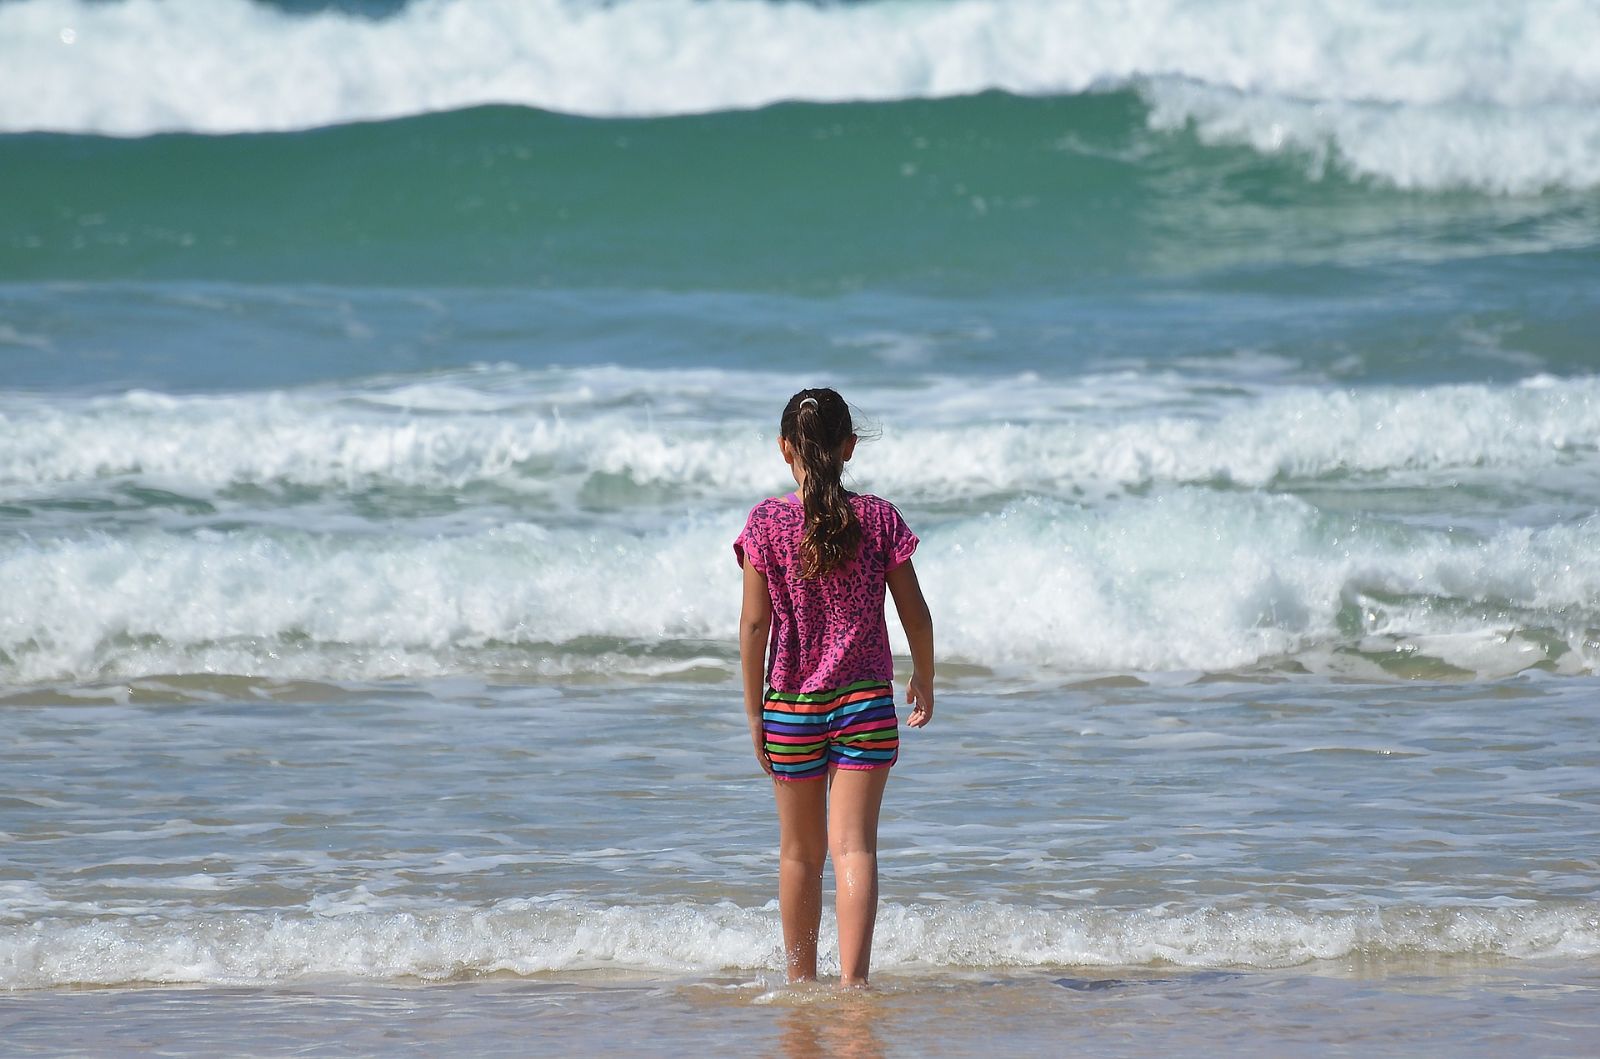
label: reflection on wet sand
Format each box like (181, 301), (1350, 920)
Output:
(773, 993), (886, 1059)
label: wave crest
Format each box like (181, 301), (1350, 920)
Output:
(5, 0), (1600, 191)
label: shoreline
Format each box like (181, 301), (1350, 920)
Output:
(4, 960), (1598, 1056)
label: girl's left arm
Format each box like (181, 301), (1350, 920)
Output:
(887, 559), (935, 728)
(739, 560), (774, 775)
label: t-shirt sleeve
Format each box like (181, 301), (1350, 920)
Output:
(733, 508), (769, 573)
(883, 503), (919, 570)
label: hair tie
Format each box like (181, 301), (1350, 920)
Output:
(799, 397), (819, 410)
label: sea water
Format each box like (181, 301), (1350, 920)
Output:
(2, 0), (1599, 1054)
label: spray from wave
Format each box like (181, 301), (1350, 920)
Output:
(5, 0), (1600, 191)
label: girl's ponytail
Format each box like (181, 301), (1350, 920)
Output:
(780, 388), (862, 579)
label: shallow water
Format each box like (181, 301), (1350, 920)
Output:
(4, 675), (1597, 987)
(4, 965), (1600, 1057)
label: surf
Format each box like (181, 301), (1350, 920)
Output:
(5, 898), (1597, 989)
(5, 0), (1600, 194)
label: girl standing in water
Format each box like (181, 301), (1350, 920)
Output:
(734, 387), (935, 988)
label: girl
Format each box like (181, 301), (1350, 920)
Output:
(734, 387), (935, 988)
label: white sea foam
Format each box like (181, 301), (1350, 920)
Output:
(3, 371), (1598, 504)
(0, 520), (733, 685)
(3, 899), (1596, 988)
(3, 487), (1599, 685)
(3, 0), (1598, 191)
(934, 492), (1600, 676)
(1144, 80), (1600, 195)
(6, 369), (1599, 684)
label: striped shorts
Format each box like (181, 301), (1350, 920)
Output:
(763, 680), (899, 782)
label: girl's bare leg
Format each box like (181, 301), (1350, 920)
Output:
(772, 776), (828, 981)
(827, 766), (890, 987)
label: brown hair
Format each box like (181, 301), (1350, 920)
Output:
(780, 387), (861, 579)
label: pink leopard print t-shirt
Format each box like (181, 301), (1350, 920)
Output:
(734, 492), (919, 694)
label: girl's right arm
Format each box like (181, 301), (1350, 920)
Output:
(739, 560), (775, 775)
(886, 560), (935, 727)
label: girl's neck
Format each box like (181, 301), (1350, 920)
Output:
(787, 481), (852, 500)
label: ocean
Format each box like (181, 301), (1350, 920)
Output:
(2, 0), (1599, 1054)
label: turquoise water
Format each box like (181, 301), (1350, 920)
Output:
(3, 0), (1600, 1053)
(8, 92), (1599, 293)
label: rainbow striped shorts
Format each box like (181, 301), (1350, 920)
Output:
(763, 680), (899, 782)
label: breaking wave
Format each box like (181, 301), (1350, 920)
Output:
(5, 898), (1597, 989)
(5, 0), (1600, 191)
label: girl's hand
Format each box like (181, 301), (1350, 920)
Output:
(906, 672), (934, 728)
(749, 718), (774, 776)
